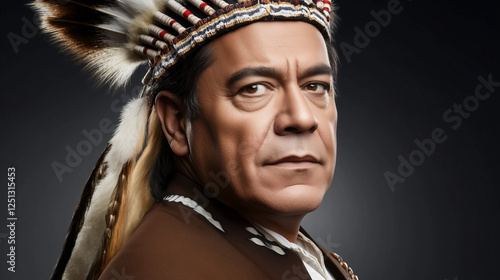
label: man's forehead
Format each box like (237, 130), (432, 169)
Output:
(207, 21), (331, 75)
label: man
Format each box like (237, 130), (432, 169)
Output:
(33, 0), (357, 279)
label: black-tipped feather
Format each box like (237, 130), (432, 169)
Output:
(32, 0), (155, 88)
(50, 144), (110, 280)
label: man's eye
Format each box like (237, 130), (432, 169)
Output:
(303, 83), (328, 93)
(239, 84), (267, 95)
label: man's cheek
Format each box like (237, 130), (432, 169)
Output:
(235, 139), (255, 156)
(227, 160), (242, 176)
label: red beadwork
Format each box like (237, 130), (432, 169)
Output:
(182, 10), (193, 19)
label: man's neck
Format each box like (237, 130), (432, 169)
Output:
(177, 171), (307, 243)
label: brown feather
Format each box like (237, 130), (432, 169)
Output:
(50, 144), (111, 280)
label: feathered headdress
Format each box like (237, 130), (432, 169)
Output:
(31, 0), (337, 279)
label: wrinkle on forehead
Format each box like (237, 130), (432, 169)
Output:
(207, 21), (329, 78)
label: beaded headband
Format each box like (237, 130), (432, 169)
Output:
(146, 0), (333, 84)
(33, 0), (335, 93)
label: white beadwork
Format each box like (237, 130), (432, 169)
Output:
(187, 0), (216, 15)
(133, 45), (158, 58)
(209, 0), (230, 8)
(148, 25), (176, 42)
(154, 11), (187, 34)
(139, 34), (168, 49)
(246, 226), (286, 255)
(166, 0), (201, 25)
(164, 195), (225, 232)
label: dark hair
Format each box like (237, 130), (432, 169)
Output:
(149, 46), (214, 200)
(149, 39), (339, 201)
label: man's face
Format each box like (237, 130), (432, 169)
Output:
(187, 21), (337, 221)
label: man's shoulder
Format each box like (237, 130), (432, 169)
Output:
(104, 201), (229, 259)
(98, 202), (266, 279)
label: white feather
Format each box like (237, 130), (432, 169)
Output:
(83, 48), (146, 89)
(108, 98), (149, 165)
(62, 98), (149, 280)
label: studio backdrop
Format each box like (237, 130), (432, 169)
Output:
(1, 0), (499, 279)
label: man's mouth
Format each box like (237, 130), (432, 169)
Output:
(265, 155), (320, 168)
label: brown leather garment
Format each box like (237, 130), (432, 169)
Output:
(99, 174), (355, 280)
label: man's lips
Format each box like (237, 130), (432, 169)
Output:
(264, 155), (320, 168)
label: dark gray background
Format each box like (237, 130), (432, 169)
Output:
(1, 0), (499, 279)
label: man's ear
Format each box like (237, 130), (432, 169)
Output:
(155, 91), (189, 156)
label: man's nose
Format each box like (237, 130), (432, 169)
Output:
(274, 85), (319, 135)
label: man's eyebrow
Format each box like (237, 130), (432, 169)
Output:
(227, 66), (282, 88)
(299, 64), (334, 79)
(227, 64), (334, 88)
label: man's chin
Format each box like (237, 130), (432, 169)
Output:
(258, 165), (331, 187)
(258, 184), (328, 215)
